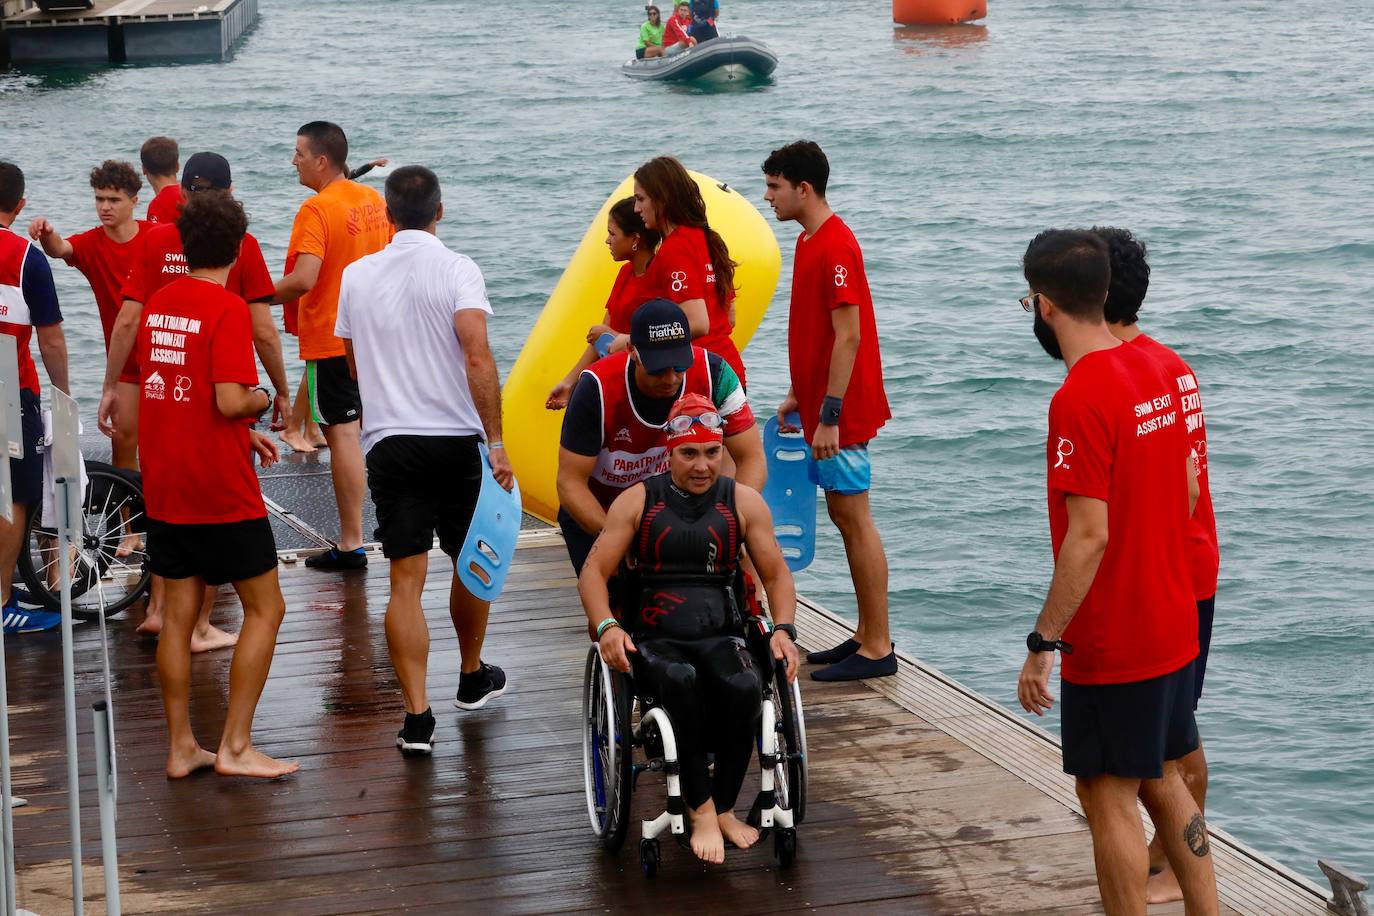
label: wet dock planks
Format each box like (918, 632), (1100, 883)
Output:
(4, 530), (1329, 914)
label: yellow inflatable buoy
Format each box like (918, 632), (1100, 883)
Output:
(503, 172), (781, 523)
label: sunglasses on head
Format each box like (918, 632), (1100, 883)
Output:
(667, 411), (724, 434)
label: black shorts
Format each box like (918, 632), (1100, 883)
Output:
(366, 434), (481, 559)
(307, 356), (362, 427)
(1061, 660), (1199, 780)
(146, 516), (277, 585)
(635, 46), (647, 59)
(9, 389), (43, 507)
(1194, 595), (1215, 708)
(558, 507), (598, 575)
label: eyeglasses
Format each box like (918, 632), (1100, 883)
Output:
(667, 411), (724, 434)
(647, 364), (690, 376)
(1019, 293), (1041, 312)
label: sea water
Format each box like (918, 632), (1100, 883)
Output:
(4, 0), (1370, 886)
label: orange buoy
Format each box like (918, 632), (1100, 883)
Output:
(893, 0), (986, 25)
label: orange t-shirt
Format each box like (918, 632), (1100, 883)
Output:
(286, 179), (392, 360)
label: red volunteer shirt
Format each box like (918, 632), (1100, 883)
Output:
(605, 262), (656, 333)
(145, 185), (183, 225)
(121, 222), (275, 306)
(65, 222), (148, 383)
(788, 215), (890, 447)
(1132, 334), (1219, 600)
(649, 224), (745, 384)
(1047, 343), (1198, 685)
(137, 277), (265, 524)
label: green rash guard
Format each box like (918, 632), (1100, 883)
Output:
(638, 20), (666, 49)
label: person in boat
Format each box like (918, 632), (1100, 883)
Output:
(545, 197), (660, 410)
(662, 1), (697, 55)
(637, 5), (666, 59)
(555, 298), (763, 578)
(689, 0), (719, 42)
(579, 392), (800, 864)
(633, 155), (745, 388)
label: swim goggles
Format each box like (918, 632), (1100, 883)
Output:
(666, 411), (724, 434)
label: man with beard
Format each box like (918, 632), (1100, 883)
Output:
(1014, 229), (1218, 915)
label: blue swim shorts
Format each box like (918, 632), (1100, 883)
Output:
(807, 444), (871, 495)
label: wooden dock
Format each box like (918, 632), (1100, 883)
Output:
(1, 0), (257, 65)
(3, 530), (1333, 914)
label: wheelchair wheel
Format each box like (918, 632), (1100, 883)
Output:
(639, 838), (660, 878)
(773, 661), (808, 824)
(582, 647), (632, 851)
(774, 826), (797, 869)
(17, 467), (152, 620)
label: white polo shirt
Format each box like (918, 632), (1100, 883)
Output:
(335, 229), (493, 454)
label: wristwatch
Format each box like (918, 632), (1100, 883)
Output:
(772, 623), (797, 642)
(1026, 630), (1073, 655)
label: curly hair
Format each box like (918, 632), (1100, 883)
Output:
(609, 196), (660, 251)
(1091, 226), (1150, 325)
(89, 160), (142, 198)
(634, 156), (735, 303)
(178, 191), (247, 271)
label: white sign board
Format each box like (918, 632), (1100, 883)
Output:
(0, 336), (20, 459)
(0, 380), (11, 523)
(51, 389), (82, 534)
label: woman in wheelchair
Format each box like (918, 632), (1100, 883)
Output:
(579, 394), (800, 864)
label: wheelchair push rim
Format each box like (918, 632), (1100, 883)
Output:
(581, 646), (630, 844)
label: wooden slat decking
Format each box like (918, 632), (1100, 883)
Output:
(3, 530), (1329, 914)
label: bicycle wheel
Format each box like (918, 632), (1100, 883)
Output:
(774, 660), (808, 824)
(18, 468), (152, 619)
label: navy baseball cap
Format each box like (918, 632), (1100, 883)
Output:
(181, 152), (231, 191)
(630, 299), (695, 373)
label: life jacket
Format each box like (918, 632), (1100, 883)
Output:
(582, 347), (715, 510)
(629, 473), (741, 639)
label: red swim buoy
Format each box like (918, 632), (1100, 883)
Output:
(893, 0), (986, 25)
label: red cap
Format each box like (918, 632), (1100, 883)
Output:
(665, 393), (723, 449)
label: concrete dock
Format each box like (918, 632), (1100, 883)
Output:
(1, 527), (1336, 913)
(1, 0), (257, 65)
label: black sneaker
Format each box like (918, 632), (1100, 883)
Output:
(305, 547), (368, 571)
(454, 662), (508, 711)
(396, 708), (435, 756)
(811, 646), (898, 682)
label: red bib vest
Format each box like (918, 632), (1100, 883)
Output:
(0, 227), (40, 393)
(583, 347), (715, 509)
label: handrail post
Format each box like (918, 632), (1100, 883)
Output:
(56, 476), (83, 915)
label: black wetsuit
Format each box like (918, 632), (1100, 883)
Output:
(630, 473), (762, 814)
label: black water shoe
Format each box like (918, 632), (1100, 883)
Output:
(455, 662), (508, 710)
(305, 547), (368, 571)
(811, 647), (897, 682)
(397, 708), (435, 756)
(806, 638), (859, 666)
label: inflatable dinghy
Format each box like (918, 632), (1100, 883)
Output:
(622, 36), (777, 83)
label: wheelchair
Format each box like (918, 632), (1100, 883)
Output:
(14, 459), (153, 619)
(580, 575), (808, 878)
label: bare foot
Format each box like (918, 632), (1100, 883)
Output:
(688, 803), (725, 864)
(115, 532), (143, 559)
(167, 745), (216, 779)
(215, 745), (300, 779)
(190, 624), (238, 653)
(137, 612), (163, 636)
(280, 429), (317, 454)
(717, 811), (759, 850)
(308, 433), (327, 449)
(1146, 864), (1185, 904)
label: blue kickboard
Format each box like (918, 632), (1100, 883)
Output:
(761, 414), (816, 572)
(457, 443), (523, 601)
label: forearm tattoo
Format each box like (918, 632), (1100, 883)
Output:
(1184, 812), (1210, 857)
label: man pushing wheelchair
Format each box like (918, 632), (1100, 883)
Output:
(578, 392), (801, 866)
